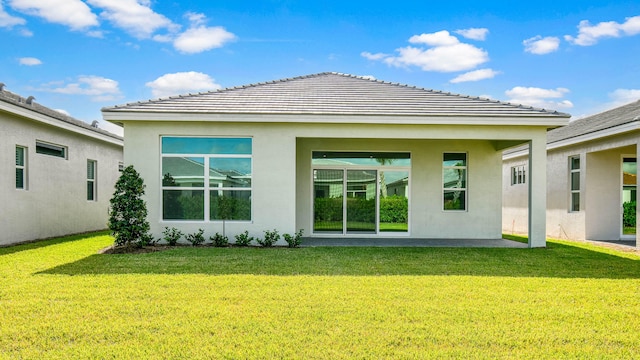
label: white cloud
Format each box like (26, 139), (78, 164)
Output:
(364, 30), (489, 73)
(565, 15), (640, 46)
(523, 36), (560, 54)
(86, 0), (176, 39)
(450, 68), (500, 83)
(455, 28), (489, 41)
(53, 108), (70, 116)
(385, 43), (488, 72)
(146, 71), (222, 98)
(607, 88), (640, 107)
(173, 25), (236, 54)
(361, 51), (388, 60)
(409, 30), (459, 46)
(18, 57), (41, 65)
(505, 86), (573, 110)
(0, 1), (25, 27)
(172, 13), (235, 54)
(40, 76), (122, 102)
(9, 0), (98, 30)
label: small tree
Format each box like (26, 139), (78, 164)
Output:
(108, 165), (151, 248)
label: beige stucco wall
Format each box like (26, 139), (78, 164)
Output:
(123, 120), (549, 244)
(1, 114), (123, 245)
(503, 130), (639, 241)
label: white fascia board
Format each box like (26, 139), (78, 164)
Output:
(1, 102), (123, 147)
(102, 111), (569, 127)
(546, 121), (640, 151)
(502, 121), (640, 160)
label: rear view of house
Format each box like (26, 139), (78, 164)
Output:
(103, 72), (568, 247)
(1, 85), (123, 245)
(503, 99), (640, 245)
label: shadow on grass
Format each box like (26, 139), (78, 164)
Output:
(0, 231), (110, 256)
(39, 241), (640, 279)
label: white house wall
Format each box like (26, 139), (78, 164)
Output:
(503, 130), (639, 241)
(122, 120), (549, 244)
(297, 137), (503, 239)
(1, 114), (123, 245)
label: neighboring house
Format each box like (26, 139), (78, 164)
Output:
(102, 72), (569, 247)
(503, 99), (640, 245)
(1, 85), (123, 246)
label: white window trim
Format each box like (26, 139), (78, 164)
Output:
(16, 145), (27, 190)
(87, 160), (97, 201)
(35, 140), (67, 159)
(569, 155), (580, 212)
(443, 152), (468, 212)
(160, 137), (253, 223)
(511, 165), (526, 185)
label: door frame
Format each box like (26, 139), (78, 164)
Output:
(620, 154), (637, 240)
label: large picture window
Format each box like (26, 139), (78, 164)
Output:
(161, 137), (252, 221)
(443, 153), (467, 211)
(569, 155), (580, 212)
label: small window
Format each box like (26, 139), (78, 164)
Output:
(118, 162), (124, 172)
(511, 165), (526, 185)
(569, 156), (580, 212)
(87, 160), (97, 201)
(443, 152), (467, 211)
(36, 141), (67, 159)
(16, 146), (27, 189)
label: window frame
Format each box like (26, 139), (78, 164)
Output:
(511, 165), (526, 185)
(442, 152), (468, 211)
(569, 155), (580, 212)
(160, 136), (253, 222)
(87, 159), (97, 201)
(35, 140), (67, 159)
(16, 145), (27, 190)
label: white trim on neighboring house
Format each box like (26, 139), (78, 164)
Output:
(0, 101), (122, 147)
(503, 120), (640, 160)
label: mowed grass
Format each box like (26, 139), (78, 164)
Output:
(1, 232), (639, 359)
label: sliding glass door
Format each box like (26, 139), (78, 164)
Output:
(312, 151), (410, 235)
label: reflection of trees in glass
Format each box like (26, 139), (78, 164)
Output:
(211, 194), (251, 220)
(375, 158), (393, 198)
(162, 173), (183, 219)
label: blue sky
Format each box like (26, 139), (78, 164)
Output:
(1, 1), (639, 136)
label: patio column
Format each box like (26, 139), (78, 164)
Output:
(635, 143), (640, 249)
(528, 135), (547, 248)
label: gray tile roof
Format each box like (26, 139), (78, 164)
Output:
(0, 86), (123, 141)
(548, 99), (640, 144)
(103, 72), (570, 118)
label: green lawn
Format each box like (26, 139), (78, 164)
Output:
(1, 232), (639, 359)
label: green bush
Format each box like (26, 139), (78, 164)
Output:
(379, 196), (408, 223)
(211, 196), (251, 220)
(108, 165), (152, 248)
(185, 229), (205, 246)
(623, 201), (636, 227)
(210, 232), (229, 247)
(162, 227), (183, 246)
(234, 231), (254, 246)
(283, 229), (304, 248)
(314, 197), (343, 222)
(257, 229), (280, 247)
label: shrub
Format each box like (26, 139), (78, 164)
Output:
(162, 227), (183, 246)
(283, 229), (304, 248)
(623, 201), (636, 227)
(257, 229), (280, 247)
(108, 165), (152, 248)
(210, 232), (229, 247)
(185, 229), (205, 246)
(379, 196), (408, 223)
(234, 231), (254, 246)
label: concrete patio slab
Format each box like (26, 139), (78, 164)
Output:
(302, 237), (529, 248)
